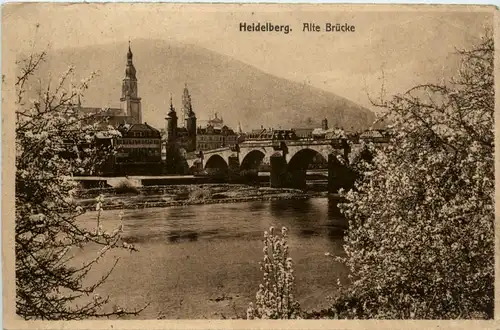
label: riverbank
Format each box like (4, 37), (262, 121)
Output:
(76, 184), (336, 211)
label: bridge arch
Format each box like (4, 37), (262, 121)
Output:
(286, 144), (332, 164)
(239, 150), (266, 182)
(285, 149), (328, 189)
(240, 150), (265, 171)
(239, 146), (276, 166)
(287, 148), (328, 171)
(204, 154), (229, 176)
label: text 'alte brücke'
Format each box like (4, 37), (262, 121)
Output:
(303, 23), (356, 32)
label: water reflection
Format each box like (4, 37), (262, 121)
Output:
(267, 197), (347, 239)
(269, 198), (313, 217)
(247, 201), (267, 213)
(273, 199), (319, 238)
(327, 197), (344, 218)
(168, 230), (199, 243)
(76, 197), (350, 319)
(326, 197), (347, 240)
(85, 197), (347, 244)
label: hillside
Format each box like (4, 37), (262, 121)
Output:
(29, 39), (376, 131)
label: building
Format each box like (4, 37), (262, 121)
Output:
(114, 123), (162, 175)
(163, 86), (198, 174)
(310, 118), (352, 140)
(164, 85), (197, 153)
(196, 124), (238, 151)
(359, 129), (390, 143)
(311, 118), (329, 139)
(207, 112), (224, 127)
(292, 128), (314, 139)
(164, 86), (239, 154)
(71, 42), (166, 176)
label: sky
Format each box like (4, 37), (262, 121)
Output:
(3, 4), (494, 110)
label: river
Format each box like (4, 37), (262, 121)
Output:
(75, 197), (350, 319)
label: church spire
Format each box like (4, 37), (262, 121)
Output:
(125, 41), (136, 80)
(165, 93), (178, 143)
(182, 85), (197, 142)
(128, 40), (132, 59)
(182, 83), (195, 118)
(168, 94), (177, 117)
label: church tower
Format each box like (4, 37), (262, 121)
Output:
(165, 96), (178, 143)
(182, 84), (197, 137)
(120, 41), (142, 123)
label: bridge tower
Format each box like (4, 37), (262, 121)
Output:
(165, 96), (178, 144)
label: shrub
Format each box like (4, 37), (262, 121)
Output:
(247, 226), (301, 319)
(114, 179), (140, 195)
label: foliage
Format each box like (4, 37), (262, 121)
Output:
(114, 179), (140, 195)
(335, 35), (494, 319)
(247, 226), (301, 319)
(15, 48), (147, 319)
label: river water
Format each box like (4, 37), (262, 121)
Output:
(75, 197), (350, 319)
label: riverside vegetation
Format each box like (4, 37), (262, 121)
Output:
(15, 33), (493, 320)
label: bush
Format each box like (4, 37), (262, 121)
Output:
(114, 179), (140, 195)
(247, 226), (301, 319)
(335, 35), (494, 319)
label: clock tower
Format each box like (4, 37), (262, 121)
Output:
(120, 41), (142, 123)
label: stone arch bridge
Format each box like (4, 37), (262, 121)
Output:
(187, 138), (385, 191)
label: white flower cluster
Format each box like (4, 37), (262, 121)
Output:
(247, 226), (301, 319)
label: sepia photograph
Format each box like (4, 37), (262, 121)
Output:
(2, 3), (497, 325)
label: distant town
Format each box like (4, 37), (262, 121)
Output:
(70, 43), (388, 190)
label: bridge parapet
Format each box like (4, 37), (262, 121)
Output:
(359, 137), (390, 144)
(202, 147), (232, 155)
(239, 140), (273, 148)
(241, 138), (353, 149)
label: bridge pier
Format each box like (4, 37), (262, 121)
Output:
(328, 154), (340, 193)
(228, 155), (241, 183)
(328, 153), (357, 193)
(240, 169), (260, 184)
(270, 154), (288, 188)
(288, 170), (307, 189)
